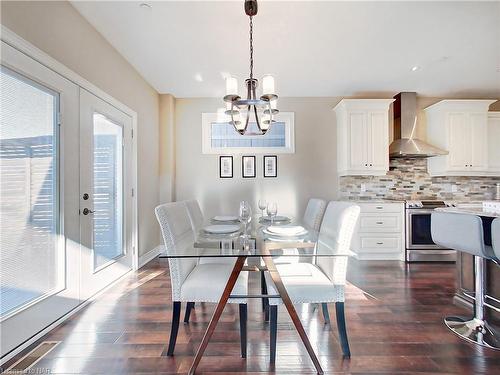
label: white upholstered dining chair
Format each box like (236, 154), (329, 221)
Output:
(303, 198), (328, 231)
(264, 201), (360, 362)
(261, 198), (327, 316)
(185, 199), (204, 232)
(185, 199), (235, 265)
(155, 202), (249, 357)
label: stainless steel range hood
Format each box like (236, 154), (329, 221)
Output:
(389, 92), (448, 158)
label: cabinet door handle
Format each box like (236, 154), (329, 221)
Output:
(376, 242), (384, 245)
(375, 206), (383, 210)
(376, 221), (384, 224)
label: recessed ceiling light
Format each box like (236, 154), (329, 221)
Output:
(411, 66), (420, 72)
(139, 3), (152, 10)
(194, 73), (203, 82)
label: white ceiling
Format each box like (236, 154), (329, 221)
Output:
(71, 1), (500, 98)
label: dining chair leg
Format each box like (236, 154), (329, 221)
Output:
(261, 271), (269, 321)
(335, 302), (351, 358)
(184, 302), (195, 324)
(188, 256), (247, 375)
(321, 303), (331, 325)
(239, 304), (247, 358)
(269, 305), (278, 364)
(167, 301), (181, 356)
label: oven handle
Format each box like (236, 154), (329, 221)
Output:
(406, 209), (439, 214)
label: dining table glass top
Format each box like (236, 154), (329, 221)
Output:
(159, 215), (351, 258)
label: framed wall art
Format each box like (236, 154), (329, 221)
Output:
(263, 155), (277, 178)
(219, 155), (233, 178)
(242, 155), (256, 178)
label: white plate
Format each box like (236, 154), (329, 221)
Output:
(263, 228), (308, 237)
(261, 215), (290, 222)
(212, 215), (239, 222)
(267, 225), (308, 236)
(203, 224), (240, 234)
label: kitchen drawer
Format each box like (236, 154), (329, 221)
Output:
(360, 203), (404, 213)
(359, 214), (402, 232)
(358, 235), (402, 253)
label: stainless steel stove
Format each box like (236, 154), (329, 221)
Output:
(405, 200), (457, 262)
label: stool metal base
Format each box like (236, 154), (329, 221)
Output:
(444, 316), (500, 350)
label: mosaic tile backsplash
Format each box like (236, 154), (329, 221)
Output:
(339, 158), (500, 201)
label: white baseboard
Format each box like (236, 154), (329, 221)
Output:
(138, 245), (164, 269)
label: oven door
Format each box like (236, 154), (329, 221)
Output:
(406, 209), (443, 250)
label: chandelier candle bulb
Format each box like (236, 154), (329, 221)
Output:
(225, 76), (239, 97)
(262, 75), (276, 97)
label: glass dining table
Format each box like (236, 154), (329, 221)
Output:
(160, 216), (346, 375)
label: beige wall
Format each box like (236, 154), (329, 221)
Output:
(174, 97), (340, 220)
(159, 94), (176, 203)
(1, 1), (161, 256)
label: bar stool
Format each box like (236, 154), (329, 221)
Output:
(492, 218), (500, 260)
(431, 212), (500, 350)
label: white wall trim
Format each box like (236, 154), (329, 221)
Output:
(139, 245), (164, 269)
(0, 24), (139, 271)
(201, 111), (295, 154)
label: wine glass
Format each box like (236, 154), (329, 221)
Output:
(239, 201), (252, 239)
(258, 199), (267, 218)
(266, 202), (277, 225)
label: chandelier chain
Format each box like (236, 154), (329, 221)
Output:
(249, 16), (253, 81)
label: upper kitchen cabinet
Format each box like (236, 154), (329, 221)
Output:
(425, 100), (498, 176)
(488, 112), (500, 174)
(334, 99), (394, 176)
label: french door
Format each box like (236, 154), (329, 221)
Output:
(1, 41), (80, 358)
(79, 89), (133, 301)
(1, 41), (134, 359)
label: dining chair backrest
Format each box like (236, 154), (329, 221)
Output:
(185, 199), (204, 231)
(431, 212), (486, 257)
(155, 202), (198, 301)
(315, 201), (360, 285)
(303, 198), (327, 231)
(490, 218), (500, 260)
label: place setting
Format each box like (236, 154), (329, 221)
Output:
(258, 199), (291, 225)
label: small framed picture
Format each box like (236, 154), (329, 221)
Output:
(263, 155), (277, 177)
(242, 156), (256, 178)
(219, 155), (233, 178)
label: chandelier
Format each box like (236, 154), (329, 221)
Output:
(223, 0), (278, 135)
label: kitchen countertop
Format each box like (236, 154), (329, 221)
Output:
(340, 198), (405, 204)
(436, 205), (500, 218)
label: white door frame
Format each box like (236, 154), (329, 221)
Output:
(1, 25), (139, 271)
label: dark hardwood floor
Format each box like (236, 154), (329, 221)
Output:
(3, 258), (500, 374)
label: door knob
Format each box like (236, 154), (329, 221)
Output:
(82, 208), (94, 215)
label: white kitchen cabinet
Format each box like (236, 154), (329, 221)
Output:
(426, 100), (497, 176)
(351, 202), (405, 261)
(488, 112), (500, 173)
(334, 99), (394, 176)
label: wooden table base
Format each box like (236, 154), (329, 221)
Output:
(187, 252), (324, 375)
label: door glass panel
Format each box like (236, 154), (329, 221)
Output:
(0, 66), (61, 317)
(93, 113), (123, 270)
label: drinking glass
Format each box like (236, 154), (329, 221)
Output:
(258, 199), (267, 218)
(239, 201), (252, 239)
(266, 202), (277, 225)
